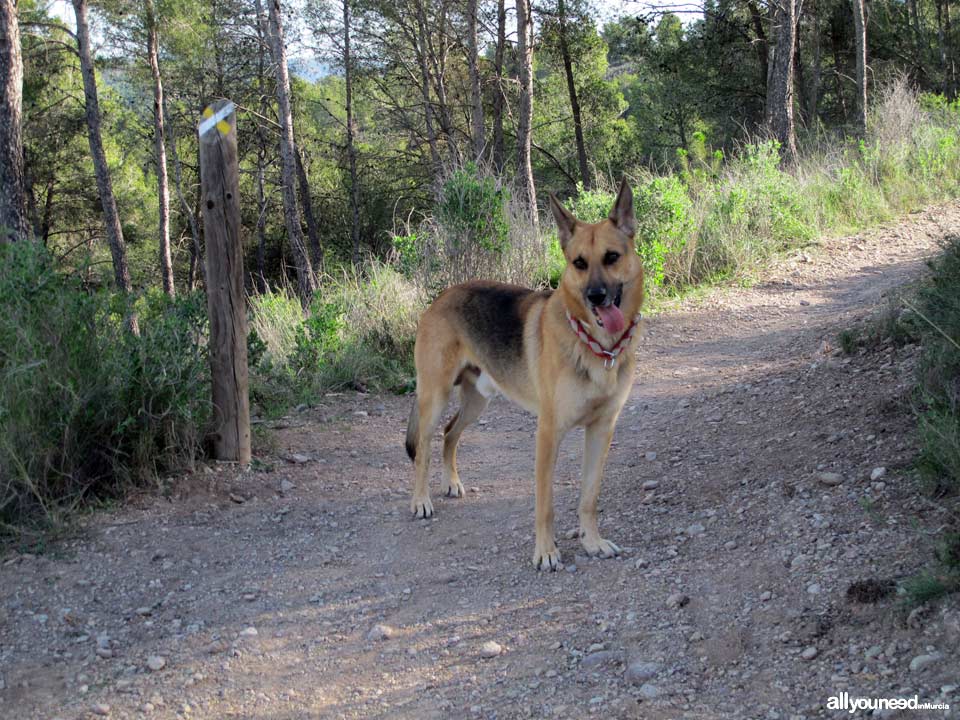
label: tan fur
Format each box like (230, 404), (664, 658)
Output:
(406, 180), (644, 570)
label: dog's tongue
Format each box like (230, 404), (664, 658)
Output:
(596, 304), (625, 336)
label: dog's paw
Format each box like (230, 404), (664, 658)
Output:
(441, 478), (465, 498)
(580, 535), (621, 559)
(411, 496), (434, 519)
(532, 540), (562, 571)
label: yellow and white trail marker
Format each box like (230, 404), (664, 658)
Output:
(199, 101), (235, 137)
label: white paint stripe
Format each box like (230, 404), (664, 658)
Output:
(199, 101), (235, 136)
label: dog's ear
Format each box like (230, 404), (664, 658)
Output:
(608, 179), (636, 239)
(549, 193), (577, 251)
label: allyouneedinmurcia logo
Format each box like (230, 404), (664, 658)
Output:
(826, 692), (950, 713)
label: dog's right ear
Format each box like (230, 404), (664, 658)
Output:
(549, 193), (577, 251)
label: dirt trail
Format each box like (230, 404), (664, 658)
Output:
(3, 205), (960, 720)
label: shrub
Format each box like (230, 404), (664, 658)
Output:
(0, 242), (209, 540)
(436, 162), (510, 255)
(248, 262), (426, 411)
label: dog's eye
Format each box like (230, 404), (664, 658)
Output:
(572, 257), (588, 271)
(603, 251), (620, 266)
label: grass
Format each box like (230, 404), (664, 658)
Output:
(0, 241), (210, 544)
(841, 234), (960, 605)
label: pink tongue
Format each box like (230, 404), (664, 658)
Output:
(596, 304), (625, 336)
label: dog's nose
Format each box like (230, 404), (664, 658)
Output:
(586, 287), (607, 306)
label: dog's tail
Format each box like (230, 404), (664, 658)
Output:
(405, 398), (418, 461)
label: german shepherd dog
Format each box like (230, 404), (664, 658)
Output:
(405, 180), (643, 570)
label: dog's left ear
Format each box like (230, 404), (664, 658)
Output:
(608, 179), (636, 239)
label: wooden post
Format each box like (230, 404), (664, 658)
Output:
(198, 99), (251, 463)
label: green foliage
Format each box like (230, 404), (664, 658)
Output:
(436, 163), (511, 254)
(0, 242), (209, 540)
(634, 176), (693, 287)
(914, 237), (960, 498)
(248, 263), (425, 414)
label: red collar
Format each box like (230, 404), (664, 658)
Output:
(566, 310), (642, 369)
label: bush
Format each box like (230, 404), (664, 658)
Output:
(915, 237), (960, 497)
(436, 162), (510, 255)
(248, 262), (426, 412)
(0, 242), (209, 540)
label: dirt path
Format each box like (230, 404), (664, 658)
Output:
(3, 205), (960, 720)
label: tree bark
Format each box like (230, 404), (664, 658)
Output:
(852, 0), (868, 134)
(746, 0), (769, 102)
(765, 0), (798, 165)
(73, 0), (134, 294)
(807, 0), (821, 125)
(491, 0), (506, 171)
(295, 147), (322, 268)
(263, 0), (316, 303)
(343, 0), (361, 264)
(0, 0), (28, 242)
(466, 0), (484, 161)
(145, 0), (174, 296)
(414, 0), (441, 178)
(558, 0), (590, 189)
(166, 103), (204, 291)
(516, 0), (539, 234)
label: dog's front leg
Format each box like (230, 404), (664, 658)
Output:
(578, 416), (622, 559)
(532, 415), (562, 571)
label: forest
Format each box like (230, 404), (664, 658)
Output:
(1, 0), (960, 535)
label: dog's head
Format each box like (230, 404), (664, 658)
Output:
(550, 179), (644, 339)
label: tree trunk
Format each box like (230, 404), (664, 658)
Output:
(255, 4), (268, 293)
(766, 0), (798, 165)
(491, 0), (506, 171)
(793, 12), (808, 127)
(295, 147), (322, 268)
(166, 103), (204, 291)
(344, 0), (361, 264)
(852, 0), (868, 134)
(466, 0), (484, 161)
(414, 0), (441, 178)
(263, 0), (316, 303)
(558, 0), (590, 189)
(73, 0), (134, 295)
(516, 0), (539, 234)
(145, 0), (174, 296)
(0, 0), (27, 242)
(255, 159), (267, 293)
(747, 0), (769, 103)
(808, 0), (821, 125)
(829, 20), (849, 124)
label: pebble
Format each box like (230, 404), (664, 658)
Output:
(760, 591), (772, 602)
(581, 650), (619, 670)
(817, 472), (844, 486)
(870, 466), (887, 481)
(807, 583), (821, 595)
(279, 479), (295, 494)
(625, 660), (662, 685)
(480, 641), (502, 658)
(288, 453), (311, 464)
(91, 703), (111, 716)
(801, 646), (819, 661)
(367, 624), (395, 641)
(645, 451), (658, 461)
(638, 683), (660, 699)
(685, 523), (705, 536)
(238, 626), (258, 638)
(642, 480), (660, 491)
(909, 652), (941, 672)
(146, 655), (166, 671)
(666, 593), (690, 609)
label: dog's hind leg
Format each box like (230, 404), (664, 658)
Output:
(441, 374), (489, 498)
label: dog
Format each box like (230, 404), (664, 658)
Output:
(405, 179), (644, 570)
